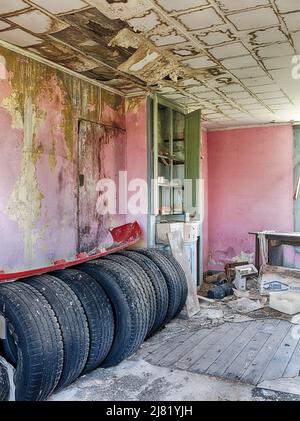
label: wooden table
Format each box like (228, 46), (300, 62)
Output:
(249, 231), (300, 269)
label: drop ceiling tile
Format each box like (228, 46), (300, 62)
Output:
(216, 104), (234, 110)
(209, 42), (249, 59)
(30, 0), (88, 15)
(264, 56), (294, 70)
(193, 91), (222, 99)
(216, 0), (270, 12)
(186, 85), (212, 94)
(210, 98), (227, 104)
(177, 7), (225, 31)
(227, 91), (253, 99)
(225, 112), (250, 118)
(242, 76), (274, 86)
(205, 77), (235, 89)
(255, 42), (295, 58)
(150, 31), (187, 46)
(227, 7), (279, 31)
(250, 84), (279, 93)
(156, 0), (208, 13)
(242, 103), (268, 110)
(231, 66), (267, 78)
(196, 29), (236, 46)
(219, 84), (244, 92)
(7, 10), (68, 34)
(0, 28), (42, 46)
(171, 43), (202, 58)
(128, 11), (161, 32)
(291, 31), (300, 52)
(177, 98), (200, 105)
(275, 0), (300, 13)
(221, 55), (258, 69)
(246, 27), (289, 46)
(282, 11), (300, 32)
(162, 92), (186, 99)
(0, 0), (29, 15)
(270, 105), (291, 110)
(60, 56), (98, 72)
(205, 113), (227, 118)
(0, 21), (10, 30)
(263, 98), (291, 104)
(28, 41), (74, 61)
(256, 91), (285, 99)
(180, 78), (203, 87)
(182, 55), (217, 69)
(234, 97), (259, 104)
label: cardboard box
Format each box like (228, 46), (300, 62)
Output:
(259, 265), (300, 295)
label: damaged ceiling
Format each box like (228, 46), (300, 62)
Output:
(0, 0), (300, 128)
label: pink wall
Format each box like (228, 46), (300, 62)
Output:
(125, 97), (148, 247)
(0, 46), (129, 272)
(207, 125), (294, 270)
(201, 129), (209, 272)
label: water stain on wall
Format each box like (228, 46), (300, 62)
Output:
(0, 46), (127, 271)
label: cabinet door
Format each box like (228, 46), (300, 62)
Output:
(78, 120), (126, 252)
(185, 110), (200, 213)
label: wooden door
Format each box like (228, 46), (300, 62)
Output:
(78, 120), (126, 252)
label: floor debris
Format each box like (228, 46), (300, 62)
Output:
(227, 297), (264, 314)
(195, 308), (224, 320)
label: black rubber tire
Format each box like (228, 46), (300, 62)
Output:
(103, 254), (156, 336)
(24, 275), (90, 390)
(0, 358), (10, 401)
(0, 282), (63, 401)
(78, 259), (149, 367)
(2, 327), (17, 367)
(115, 251), (169, 334)
(136, 249), (183, 324)
(159, 250), (188, 316)
(52, 269), (114, 374)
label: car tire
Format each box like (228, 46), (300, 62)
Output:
(24, 275), (90, 390)
(0, 282), (63, 401)
(53, 269), (114, 374)
(103, 254), (156, 336)
(78, 259), (150, 367)
(115, 251), (169, 334)
(136, 249), (184, 324)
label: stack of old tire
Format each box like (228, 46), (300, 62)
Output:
(0, 249), (188, 401)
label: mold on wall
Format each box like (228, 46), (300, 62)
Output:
(0, 46), (127, 272)
(125, 95), (148, 247)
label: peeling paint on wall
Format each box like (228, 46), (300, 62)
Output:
(6, 96), (44, 264)
(0, 46), (128, 271)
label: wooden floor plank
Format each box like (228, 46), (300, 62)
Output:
(260, 325), (299, 382)
(206, 321), (259, 377)
(174, 323), (233, 370)
(155, 328), (213, 366)
(241, 320), (291, 385)
(139, 318), (297, 387)
(223, 329), (271, 381)
(257, 319), (282, 334)
(140, 326), (195, 359)
(283, 337), (300, 378)
(190, 322), (246, 373)
(145, 331), (195, 364)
